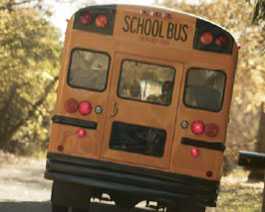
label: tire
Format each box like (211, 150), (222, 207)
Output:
(72, 208), (88, 212)
(51, 204), (69, 212)
(167, 202), (206, 212)
(51, 181), (92, 210)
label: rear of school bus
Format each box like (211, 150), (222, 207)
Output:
(45, 4), (238, 211)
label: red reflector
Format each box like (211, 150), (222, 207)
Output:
(57, 145), (64, 152)
(79, 101), (93, 115)
(64, 98), (79, 113)
(205, 123), (219, 137)
(95, 15), (108, 28)
(76, 128), (87, 138)
(79, 11), (93, 25)
(191, 120), (205, 135)
(215, 35), (228, 47)
(200, 32), (213, 45)
(191, 148), (200, 158)
(206, 171), (213, 177)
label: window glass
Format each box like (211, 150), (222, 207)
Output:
(68, 49), (109, 91)
(184, 68), (226, 112)
(118, 60), (175, 105)
(110, 122), (166, 157)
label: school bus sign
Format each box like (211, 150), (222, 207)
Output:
(115, 10), (195, 48)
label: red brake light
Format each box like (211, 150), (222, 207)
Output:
(64, 98), (79, 113)
(191, 120), (205, 135)
(79, 101), (93, 115)
(79, 11), (93, 25)
(200, 32), (214, 45)
(76, 128), (87, 138)
(215, 35), (228, 47)
(205, 123), (219, 137)
(191, 148), (200, 158)
(95, 15), (108, 28)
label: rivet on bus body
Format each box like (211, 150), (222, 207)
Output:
(95, 105), (103, 114)
(180, 120), (189, 129)
(57, 145), (64, 152)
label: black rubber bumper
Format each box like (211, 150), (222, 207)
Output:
(239, 151), (265, 169)
(45, 153), (219, 207)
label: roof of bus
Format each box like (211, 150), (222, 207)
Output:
(72, 4), (237, 44)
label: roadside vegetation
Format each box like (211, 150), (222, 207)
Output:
(0, 1), (264, 211)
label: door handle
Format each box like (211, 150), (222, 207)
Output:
(111, 102), (119, 117)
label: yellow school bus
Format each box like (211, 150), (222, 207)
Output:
(45, 4), (238, 212)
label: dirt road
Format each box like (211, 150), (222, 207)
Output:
(0, 157), (153, 212)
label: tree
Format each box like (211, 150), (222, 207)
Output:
(0, 0), (61, 153)
(252, 0), (265, 23)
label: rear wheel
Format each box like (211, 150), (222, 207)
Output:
(51, 181), (92, 212)
(51, 204), (69, 212)
(72, 208), (88, 212)
(167, 202), (206, 212)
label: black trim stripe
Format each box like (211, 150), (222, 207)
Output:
(181, 137), (225, 152)
(52, 115), (97, 129)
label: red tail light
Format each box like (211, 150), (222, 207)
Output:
(200, 32), (214, 45)
(79, 101), (93, 115)
(205, 123), (219, 137)
(95, 15), (108, 28)
(64, 98), (79, 113)
(191, 120), (205, 135)
(79, 11), (93, 25)
(191, 147), (200, 158)
(215, 35), (228, 47)
(76, 128), (87, 138)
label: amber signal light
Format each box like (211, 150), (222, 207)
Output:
(79, 11), (93, 25)
(95, 15), (108, 28)
(215, 34), (228, 47)
(205, 123), (219, 137)
(64, 98), (79, 113)
(200, 32), (214, 46)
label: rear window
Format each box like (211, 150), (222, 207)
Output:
(68, 49), (110, 91)
(118, 60), (176, 105)
(184, 68), (226, 112)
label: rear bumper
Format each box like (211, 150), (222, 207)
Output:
(45, 153), (219, 207)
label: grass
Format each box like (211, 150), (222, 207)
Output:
(214, 168), (263, 212)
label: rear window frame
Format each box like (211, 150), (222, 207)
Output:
(117, 59), (176, 106)
(183, 67), (227, 112)
(67, 47), (111, 92)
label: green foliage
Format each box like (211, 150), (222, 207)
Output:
(161, 0), (265, 161)
(0, 0), (61, 153)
